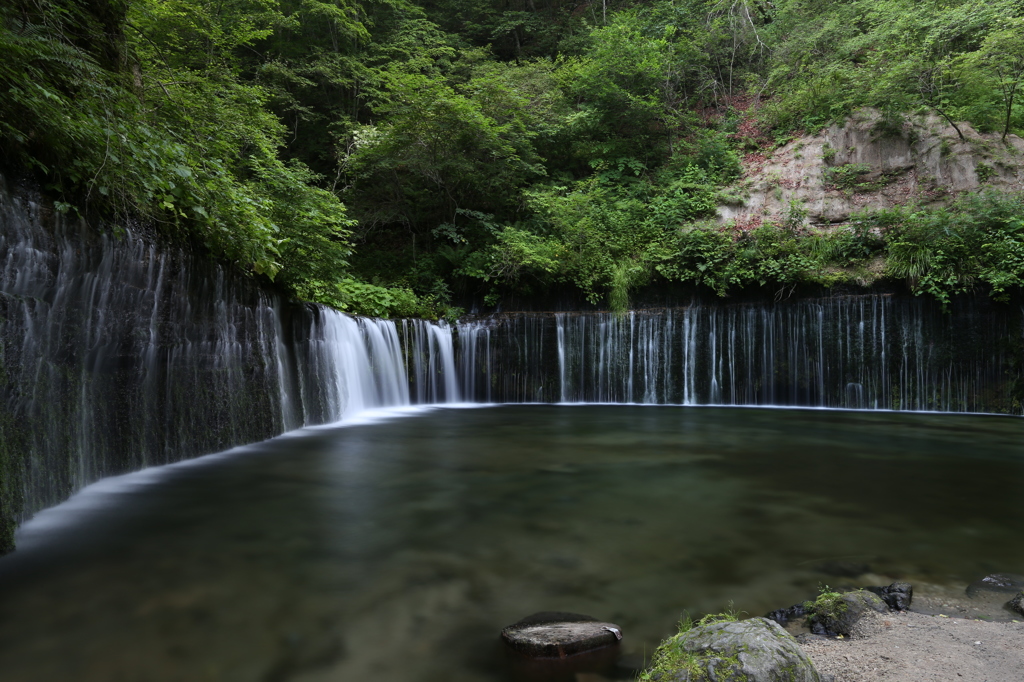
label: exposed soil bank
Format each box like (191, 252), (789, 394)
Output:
(721, 108), (1024, 229)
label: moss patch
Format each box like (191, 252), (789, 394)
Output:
(639, 612), (744, 682)
(804, 586), (847, 619)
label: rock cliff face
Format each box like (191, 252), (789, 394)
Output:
(720, 109), (1024, 227)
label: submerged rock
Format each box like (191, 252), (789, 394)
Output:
(642, 617), (820, 681)
(864, 581), (914, 611)
(808, 591), (887, 637)
(815, 560), (871, 578)
(966, 573), (1024, 598)
(501, 612), (622, 658)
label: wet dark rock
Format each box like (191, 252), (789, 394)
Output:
(808, 591), (887, 637)
(864, 581), (914, 611)
(815, 560), (871, 578)
(1007, 592), (1024, 617)
(966, 573), (1024, 598)
(501, 612), (622, 659)
(646, 618), (821, 681)
(766, 602), (807, 626)
(768, 582), (911, 632)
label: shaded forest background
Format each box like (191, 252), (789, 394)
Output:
(4, 0), (1024, 315)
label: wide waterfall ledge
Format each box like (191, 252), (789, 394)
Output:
(2, 183), (1023, 551)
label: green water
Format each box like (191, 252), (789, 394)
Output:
(0, 405), (1022, 681)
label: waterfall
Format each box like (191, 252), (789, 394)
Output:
(399, 319), (461, 404)
(455, 298), (1021, 412)
(0, 187), (459, 534)
(3, 176), (1023, 550)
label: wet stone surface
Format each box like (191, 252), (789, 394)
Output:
(864, 581), (914, 612)
(654, 618), (821, 682)
(1007, 592), (1024, 617)
(965, 573), (1024, 598)
(501, 612), (622, 659)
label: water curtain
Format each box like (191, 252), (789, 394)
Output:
(2, 185), (1020, 534)
(456, 303), (1017, 411)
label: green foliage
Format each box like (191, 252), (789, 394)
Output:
(975, 162), (996, 183)
(8, 0), (1024, 316)
(485, 226), (561, 284)
(648, 191), (1024, 305)
(823, 163), (872, 191)
(802, 585), (848, 635)
(804, 586), (846, 617)
(296, 277), (458, 319)
(1, 0), (357, 300)
(762, 0), (1024, 136)
(880, 192), (1024, 304)
(655, 215), (886, 295)
(344, 69), (543, 231)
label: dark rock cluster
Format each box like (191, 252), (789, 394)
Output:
(766, 581), (914, 638)
(864, 581), (914, 612)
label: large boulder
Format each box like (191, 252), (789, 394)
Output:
(501, 612), (622, 659)
(641, 617), (821, 682)
(807, 591), (887, 637)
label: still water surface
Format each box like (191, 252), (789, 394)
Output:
(1, 405), (1022, 681)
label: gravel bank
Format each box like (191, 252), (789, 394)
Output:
(800, 610), (1024, 681)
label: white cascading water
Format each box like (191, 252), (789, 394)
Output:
(298, 311), (419, 424)
(401, 319), (461, 403)
(455, 298), (1019, 412)
(0, 187), (461, 527)
(2, 177), (1020, 541)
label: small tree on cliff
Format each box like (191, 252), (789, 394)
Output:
(964, 18), (1024, 140)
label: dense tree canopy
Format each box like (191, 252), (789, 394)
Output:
(3, 0), (1024, 315)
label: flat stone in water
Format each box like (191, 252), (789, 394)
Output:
(501, 612), (621, 658)
(966, 573), (1024, 598)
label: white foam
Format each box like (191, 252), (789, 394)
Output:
(550, 401), (1019, 417)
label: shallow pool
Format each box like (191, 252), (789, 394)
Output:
(1, 405), (1022, 681)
